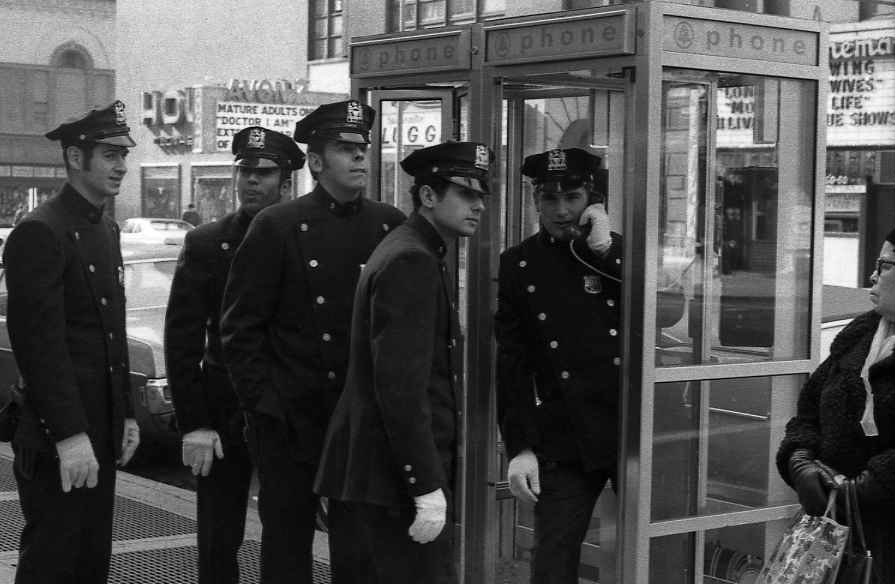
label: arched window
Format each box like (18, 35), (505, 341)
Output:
(50, 43), (93, 69)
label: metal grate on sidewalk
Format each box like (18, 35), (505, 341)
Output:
(112, 497), (196, 540)
(0, 495), (197, 552)
(0, 459), (16, 492)
(108, 540), (332, 584)
(0, 501), (22, 552)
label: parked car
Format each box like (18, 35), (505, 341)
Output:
(120, 217), (194, 245)
(0, 225), (13, 245)
(0, 241), (181, 453)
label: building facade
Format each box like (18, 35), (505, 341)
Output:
(0, 0), (116, 225)
(824, 19), (895, 286)
(114, 0), (348, 222)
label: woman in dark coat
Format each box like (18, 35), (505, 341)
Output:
(777, 227), (895, 583)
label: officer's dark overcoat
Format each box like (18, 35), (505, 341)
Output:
(3, 184), (132, 460)
(165, 210), (250, 435)
(315, 213), (461, 506)
(495, 231), (622, 471)
(221, 186), (405, 462)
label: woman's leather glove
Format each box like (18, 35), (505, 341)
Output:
(788, 449), (836, 516)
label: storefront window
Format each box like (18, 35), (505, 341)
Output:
(657, 72), (816, 365)
(192, 165), (234, 224)
(0, 185), (31, 227)
(0, 167), (64, 225)
(826, 149), (877, 186)
(141, 165), (181, 219)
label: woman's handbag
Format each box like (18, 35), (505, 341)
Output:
(756, 489), (849, 584)
(836, 479), (873, 584)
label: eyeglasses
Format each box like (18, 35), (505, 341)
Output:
(874, 258), (895, 276)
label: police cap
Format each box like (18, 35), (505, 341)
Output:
(45, 100), (136, 147)
(400, 142), (494, 195)
(521, 148), (606, 195)
(232, 126), (305, 170)
(293, 100), (375, 144)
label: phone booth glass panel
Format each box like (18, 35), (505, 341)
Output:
(349, 4), (827, 582)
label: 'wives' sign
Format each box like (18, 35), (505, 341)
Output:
(826, 26), (895, 147)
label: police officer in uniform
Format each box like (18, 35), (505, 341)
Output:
(3, 101), (141, 583)
(495, 148), (620, 584)
(165, 126), (304, 584)
(220, 100), (405, 584)
(316, 141), (493, 584)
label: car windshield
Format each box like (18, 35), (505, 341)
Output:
(124, 259), (176, 310)
(148, 220), (191, 232)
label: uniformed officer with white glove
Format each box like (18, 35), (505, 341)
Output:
(166, 126), (304, 584)
(5, 101), (140, 583)
(316, 141), (493, 584)
(497, 148), (621, 584)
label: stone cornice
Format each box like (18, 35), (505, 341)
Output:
(0, 0), (114, 19)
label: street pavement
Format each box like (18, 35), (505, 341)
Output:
(0, 443), (330, 583)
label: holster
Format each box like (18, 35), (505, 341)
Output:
(0, 378), (24, 442)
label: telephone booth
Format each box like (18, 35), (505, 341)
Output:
(349, 3), (828, 582)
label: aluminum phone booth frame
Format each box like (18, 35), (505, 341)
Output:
(348, 2), (828, 582)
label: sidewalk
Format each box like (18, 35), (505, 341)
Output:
(0, 444), (331, 583)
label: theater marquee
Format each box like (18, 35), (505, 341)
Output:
(827, 24), (895, 147)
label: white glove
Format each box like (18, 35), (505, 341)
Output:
(118, 418), (140, 466)
(55, 432), (99, 493)
(182, 428), (224, 477)
(507, 449), (541, 504)
(408, 488), (447, 544)
(579, 203), (611, 255)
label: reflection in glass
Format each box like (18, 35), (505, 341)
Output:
(651, 376), (801, 523)
(516, 93), (609, 240)
(192, 166), (234, 223)
(495, 74), (625, 584)
(651, 519), (791, 583)
(657, 72), (816, 366)
(379, 99), (444, 215)
(141, 165), (180, 219)
(0, 184), (33, 226)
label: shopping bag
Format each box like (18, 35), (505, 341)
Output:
(836, 480), (873, 584)
(755, 490), (849, 584)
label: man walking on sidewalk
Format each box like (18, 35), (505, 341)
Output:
(166, 127), (303, 584)
(3, 101), (141, 583)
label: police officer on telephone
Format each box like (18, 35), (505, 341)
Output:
(3, 101), (141, 583)
(165, 126), (304, 584)
(495, 148), (620, 584)
(221, 100), (405, 583)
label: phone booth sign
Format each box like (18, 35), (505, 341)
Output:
(352, 29), (472, 77)
(349, 3), (827, 582)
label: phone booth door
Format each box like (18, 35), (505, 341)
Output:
(495, 70), (631, 583)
